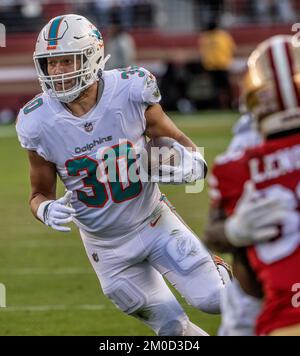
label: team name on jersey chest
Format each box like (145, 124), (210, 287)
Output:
(74, 135), (113, 154)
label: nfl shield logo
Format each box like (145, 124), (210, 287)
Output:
(84, 122), (93, 132)
(92, 253), (99, 263)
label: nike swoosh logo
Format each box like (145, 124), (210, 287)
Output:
(150, 215), (161, 227)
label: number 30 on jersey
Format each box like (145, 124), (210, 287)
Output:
(65, 141), (142, 208)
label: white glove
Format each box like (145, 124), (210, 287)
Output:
(159, 142), (207, 184)
(37, 191), (75, 232)
(225, 181), (289, 247)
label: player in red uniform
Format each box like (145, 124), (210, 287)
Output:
(205, 35), (300, 336)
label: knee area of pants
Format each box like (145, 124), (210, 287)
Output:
(158, 319), (187, 336)
(189, 289), (221, 314)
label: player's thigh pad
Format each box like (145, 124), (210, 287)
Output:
(164, 228), (209, 274)
(147, 204), (212, 274)
(146, 206), (224, 313)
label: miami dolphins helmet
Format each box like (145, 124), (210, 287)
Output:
(34, 14), (110, 103)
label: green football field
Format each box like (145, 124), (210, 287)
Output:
(0, 111), (239, 336)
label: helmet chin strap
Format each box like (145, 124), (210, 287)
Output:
(97, 54), (111, 77)
(57, 91), (81, 104)
(102, 54), (111, 68)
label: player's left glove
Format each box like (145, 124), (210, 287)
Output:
(225, 182), (290, 247)
(159, 142), (207, 184)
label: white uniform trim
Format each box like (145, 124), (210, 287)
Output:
(272, 37), (298, 109)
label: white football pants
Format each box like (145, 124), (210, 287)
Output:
(80, 197), (226, 335)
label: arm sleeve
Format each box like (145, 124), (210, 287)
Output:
(209, 156), (248, 215)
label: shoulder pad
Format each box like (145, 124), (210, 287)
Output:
(126, 66), (161, 105)
(214, 149), (245, 166)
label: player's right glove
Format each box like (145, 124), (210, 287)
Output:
(37, 191), (75, 232)
(159, 142), (207, 184)
(224, 181), (291, 247)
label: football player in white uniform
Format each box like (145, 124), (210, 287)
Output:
(16, 14), (230, 336)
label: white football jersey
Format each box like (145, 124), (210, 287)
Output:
(16, 67), (162, 238)
(227, 113), (262, 153)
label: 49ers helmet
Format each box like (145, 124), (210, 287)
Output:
(242, 35), (300, 136)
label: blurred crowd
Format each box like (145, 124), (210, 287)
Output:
(0, 0), (300, 121)
(0, 0), (298, 33)
(194, 0), (297, 29)
(160, 20), (236, 112)
(0, 0), (154, 32)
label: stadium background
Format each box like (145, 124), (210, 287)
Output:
(0, 0), (298, 335)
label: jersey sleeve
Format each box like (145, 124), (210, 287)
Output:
(209, 151), (249, 215)
(15, 102), (49, 160)
(129, 67), (161, 106)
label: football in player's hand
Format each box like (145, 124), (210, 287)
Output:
(140, 137), (181, 177)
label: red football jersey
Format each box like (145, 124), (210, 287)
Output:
(210, 132), (300, 335)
